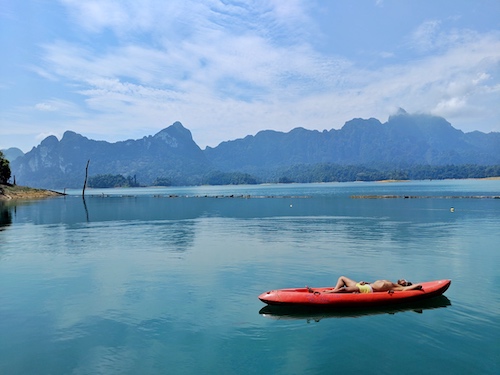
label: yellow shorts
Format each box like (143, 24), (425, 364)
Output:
(356, 283), (373, 293)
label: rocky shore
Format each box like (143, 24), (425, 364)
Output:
(0, 184), (65, 201)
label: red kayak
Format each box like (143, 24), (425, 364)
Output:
(259, 279), (451, 307)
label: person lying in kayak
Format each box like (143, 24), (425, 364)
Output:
(322, 276), (423, 293)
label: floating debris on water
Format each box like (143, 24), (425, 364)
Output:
(87, 194), (311, 199)
(351, 195), (500, 199)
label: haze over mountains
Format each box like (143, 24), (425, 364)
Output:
(7, 110), (500, 189)
(1, 147), (24, 162)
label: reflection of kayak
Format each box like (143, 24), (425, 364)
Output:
(258, 279), (451, 307)
(259, 295), (452, 321)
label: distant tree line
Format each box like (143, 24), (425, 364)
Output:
(201, 171), (258, 185)
(152, 177), (172, 186)
(87, 164), (500, 187)
(276, 164), (385, 183)
(405, 165), (500, 180)
(275, 164), (500, 184)
(88, 174), (140, 188)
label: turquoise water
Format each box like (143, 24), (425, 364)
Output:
(1, 180), (499, 374)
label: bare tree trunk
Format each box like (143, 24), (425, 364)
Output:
(82, 159), (90, 197)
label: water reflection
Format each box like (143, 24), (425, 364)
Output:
(82, 196), (89, 222)
(1, 181), (498, 374)
(148, 220), (196, 252)
(0, 203), (12, 230)
(259, 295), (452, 322)
(6, 193), (496, 227)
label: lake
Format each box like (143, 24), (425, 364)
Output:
(1, 180), (499, 374)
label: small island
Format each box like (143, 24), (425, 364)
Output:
(0, 184), (65, 201)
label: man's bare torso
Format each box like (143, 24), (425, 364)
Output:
(369, 280), (398, 292)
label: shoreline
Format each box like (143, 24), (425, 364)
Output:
(0, 184), (65, 201)
(2, 176), (499, 200)
(376, 176), (500, 183)
(351, 194), (500, 199)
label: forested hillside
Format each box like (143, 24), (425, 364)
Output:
(9, 112), (500, 189)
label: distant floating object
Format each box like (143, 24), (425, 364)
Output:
(450, 207), (455, 212)
(290, 204), (293, 208)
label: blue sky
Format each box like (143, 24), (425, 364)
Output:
(1, 0), (500, 152)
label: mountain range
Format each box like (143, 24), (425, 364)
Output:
(1, 147), (24, 162)
(7, 110), (500, 189)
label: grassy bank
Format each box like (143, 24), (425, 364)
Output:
(0, 184), (65, 201)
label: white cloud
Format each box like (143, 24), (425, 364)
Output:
(378, 51), (395, 59)
(411, 20), (442, 52)
(3, 1), (500, 152)
(34, 99), (84, 117)
(35, 17), (500, 144)
(432, 97), (469, 117)
(60, 0), (135, 33)
(35, 103), (56, 111)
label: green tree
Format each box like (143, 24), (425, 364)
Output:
(202, 171), (258, 185)
(88, 174), (140, 188)
(0, 151), (11, 184)
(152, 177), (172, 186)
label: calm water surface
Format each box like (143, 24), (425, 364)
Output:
(1, 180), (499, 374)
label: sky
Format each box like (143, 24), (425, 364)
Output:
(1, 0), (500, 152)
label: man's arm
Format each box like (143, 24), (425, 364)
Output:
(389, 283), (423, 292)
(402, 284), (423, 291)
